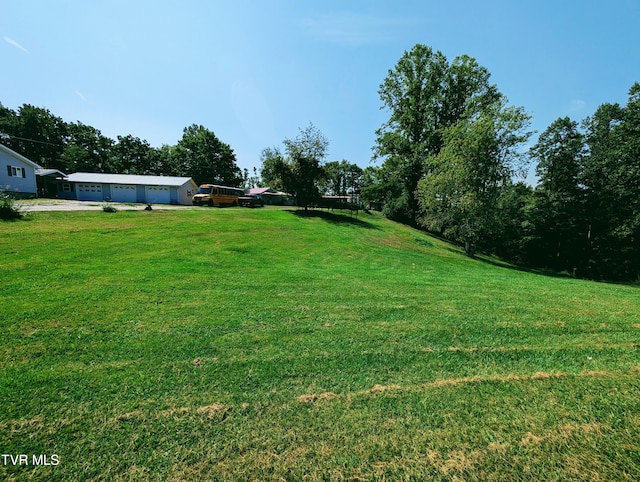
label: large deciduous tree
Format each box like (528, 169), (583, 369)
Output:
(111, 135), (153, 174)
(581, 83), (640, 280)
(259, 146), (286, 192)
(175, 124), (242, 186)
(373, 44), (501, 224)
(322, 160), (363, 197)
(417, 101), (531, 256)
(263, 123), (329, 210)
(0, 104), (68, 168)
(61, 122), (113, 173)
(526, 117), (586, 272)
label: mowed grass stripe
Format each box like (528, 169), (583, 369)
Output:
(1, 207), (639, 480)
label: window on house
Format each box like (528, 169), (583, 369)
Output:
(6, 165), (26, 178)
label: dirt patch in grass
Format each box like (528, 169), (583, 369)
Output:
(0, 415), (45, 433)
(369, 384), (402, 394)
(531, 371), (565, 380)
(196, 404), (230, 419)
(439, 449), (484, 475)
(448, 346), (479, 352)
(114, 410), (144, 422)
(297, 392), (338, 403)
(520, 422), (608, 448)
(424, 371), (572, 389)
(579, 370), (611, 378)
(519, 432), (545, 447)
(486, 441), (511, 454)
(158, 407), (190, 418)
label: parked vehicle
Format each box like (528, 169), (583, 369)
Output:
(192, 184), (244, 207)
(238, 194), (264, 207)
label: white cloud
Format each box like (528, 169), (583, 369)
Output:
(3, 36), (30, 54)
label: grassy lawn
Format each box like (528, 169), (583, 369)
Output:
(1, 207), (639, 480)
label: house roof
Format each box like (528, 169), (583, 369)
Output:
(36, 168), (66, 177)
(0, 143), (42, 169)
(64, 172), (196, 187)
(247, 187), (277, 195)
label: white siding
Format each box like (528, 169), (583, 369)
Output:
(177, 182), (198, 205)
(0, 148), (38, 195)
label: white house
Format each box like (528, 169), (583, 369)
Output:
(59, 172), (198, 205)
(0, 144), (41, 197)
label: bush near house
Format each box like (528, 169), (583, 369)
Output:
(0, 192), (24, 220)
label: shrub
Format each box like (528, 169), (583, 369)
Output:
(102, 202), (118, 213)
(0, 193), (24, 220)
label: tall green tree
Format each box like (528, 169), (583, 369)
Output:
(61, 122), (113, 173)
(527, 117), (586, 272)
(581, 83), (640, 280)
(148, 144), (181, 177)
(416, 101), (531, 256)
(0, 104), (68, 168)
(322, 160), (363, 197)
(175, 125), (242, 186)
(264, 123), (329, 209)
(0, 104), (18, 145)
(259, 146), (286, 191)
(283, 123), (329, 209)
(493, 181), (534, 262)
(373, 44), (501, 224)
(111, 135), (153, 174)
(359, 166), (386, 210)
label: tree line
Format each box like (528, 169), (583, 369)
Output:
(0, 104), (365, 201)
(259, 44), (639, 282)
(357, 44), (640, 282)
(0, 105), (243, 187)
(2, 42), (638, 281)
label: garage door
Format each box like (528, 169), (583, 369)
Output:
(111, 184), (137, 203)
(76, 183), (103, 201)
(145, 185), (171, 204)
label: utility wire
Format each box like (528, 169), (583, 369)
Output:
(0, 132), (66, 148)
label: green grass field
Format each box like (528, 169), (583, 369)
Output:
(1, 207), (639, 481)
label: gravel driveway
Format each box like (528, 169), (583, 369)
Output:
(19, 199), (195, 211)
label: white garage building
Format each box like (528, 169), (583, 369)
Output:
(60, 173), (198, 205)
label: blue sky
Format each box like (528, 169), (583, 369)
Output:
(2, 1), (639, 180)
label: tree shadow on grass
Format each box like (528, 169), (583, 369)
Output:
(288, 209), (380, 229)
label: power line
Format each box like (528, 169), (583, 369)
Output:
(0, 132), (66, 148)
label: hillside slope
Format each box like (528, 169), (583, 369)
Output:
(1, 208), (639, 480)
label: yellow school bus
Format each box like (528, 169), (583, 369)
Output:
(192, 184), (245, 207)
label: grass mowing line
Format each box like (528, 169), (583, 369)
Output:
(2, 368), (620, 439)
(295, 366), (634, 405)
